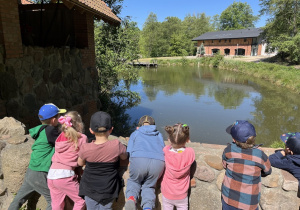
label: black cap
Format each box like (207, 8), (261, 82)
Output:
(90, 111), (112, 133)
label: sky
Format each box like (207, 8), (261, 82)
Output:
(120, 0), (269, 29)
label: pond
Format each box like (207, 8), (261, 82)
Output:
(125, 65), (300, 146)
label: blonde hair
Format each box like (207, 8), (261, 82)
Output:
(165, 123), (190, 146)
(60, 111), (84, 150)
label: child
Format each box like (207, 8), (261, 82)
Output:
(125, 115), (165, 210)
(47, 111), (87, 210)
(8, 103), (66, 210)
(222, 120), (272, 210)
(78, 111), (128, 209)
(161, 123), (195, 210)
(269, 132), (300, 197)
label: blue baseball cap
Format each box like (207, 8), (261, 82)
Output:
(280, 132), (300, 154)
(226, 120), (256, 143)
(38, 103), (66, 120)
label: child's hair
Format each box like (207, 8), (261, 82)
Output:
(165, 123), (189, 146)
(59, 111), (84, 150)
(40, 114), (59, 124)
(235, 136), (256, 149)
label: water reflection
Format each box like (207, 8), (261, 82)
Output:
(126, 66), (300, 146)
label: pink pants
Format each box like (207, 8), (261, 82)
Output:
(162, 194), (188, 210)
(48, 176), (85, 210)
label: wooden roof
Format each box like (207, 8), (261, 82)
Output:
(20, 0), (121, 25)
(62, 0), (121, 25)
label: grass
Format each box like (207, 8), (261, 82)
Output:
(270, 140), (285, 149)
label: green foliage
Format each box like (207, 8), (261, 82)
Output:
(259, 0), (300, 64)
(95, 0), (141, 136)
(139, 12), (213, 57)
(219, 2), (259, 30)
(200, 43), (205, 55)
(270, 140), (285, 149)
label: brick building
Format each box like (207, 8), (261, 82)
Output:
(192, 28), (268, 56)
(0, 0), (120, 128)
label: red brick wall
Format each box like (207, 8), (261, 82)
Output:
(0, 0), (23, 58)
(73, 11), (96, 70)
(198, 38), (254, 56)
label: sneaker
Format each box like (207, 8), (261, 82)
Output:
(125, 196), (136, 210)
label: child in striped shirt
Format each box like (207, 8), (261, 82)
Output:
(222, 120), (272, 210)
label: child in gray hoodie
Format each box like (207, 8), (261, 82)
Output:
(125, 115), (165, 210)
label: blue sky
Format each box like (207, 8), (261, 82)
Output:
(120, 0), (268, 29)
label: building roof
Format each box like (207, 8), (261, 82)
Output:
(66, 0), (121, 25)
(20, 0), (121, 25)
(192, 28), (262, 41)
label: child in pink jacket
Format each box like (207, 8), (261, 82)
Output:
(47, 111), (88, 210)
(161, 123), (195, 210)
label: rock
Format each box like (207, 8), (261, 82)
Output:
(0, 117), (26, 138)
(0, 179), (6, 196)
(204, 155), (223, 170)
(0, 140), (6, 151)
(50, 68), (62, 84)
(216, 170), (225, 191)
(190, 181), (221, 210)
(281, 170), (298, 192)
(262, 168), (282, 188)
(260, 187), (298, 210)
(194, 165), (215, 183)
(1, 138), (34, 193)
(7, 135), (27, 145)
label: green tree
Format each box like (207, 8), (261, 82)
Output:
(200, 43), (205, 55)
(211, 14), (221, 31)
(183, 13), (213, 55)
(139, 13), (166, 57)
(219, 2), (259, 30)
(259, 0), (300, 63)
(95, 0), (141, 136)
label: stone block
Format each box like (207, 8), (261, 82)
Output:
(20, 76), (34, 95)
(204, 155), (223, 170)
(262, 168), (282, 188)
(194, 165), (215, 183)
(190, 181), (221, 210)
(216, 170), (225, 191)
(1, 139), (34, 193)
(281, 170), (298, 192)
(260, 187), (298, 210)
(0, 117), (26, 137)
(7, 135), (27, 145)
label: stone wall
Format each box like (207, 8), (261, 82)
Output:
(0, 117), (299, 210)
(0, 45), (100, 129)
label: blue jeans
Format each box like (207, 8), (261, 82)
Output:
(126, 157), (165, 209)
(8, 168), (51, 210)
(85, 196), (113, 210)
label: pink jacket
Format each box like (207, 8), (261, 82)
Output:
(50, 132), (87, 170)
(161, 145), (195, 200)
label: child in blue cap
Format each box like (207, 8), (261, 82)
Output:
(8, 103), (66, 210)
(269, 132), (300, 197)
(222, 120), (272, 210)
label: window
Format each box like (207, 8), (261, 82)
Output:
(224, 39), (227, 43)
(203, 41), (205, 44)
(219, 40), (221, 43)
(212, 40), (214, 43)
(229, 39), (231, 43)
(244, 38), (247, 42)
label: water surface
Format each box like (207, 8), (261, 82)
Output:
(126, 66), (300, 146)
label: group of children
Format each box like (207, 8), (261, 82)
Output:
(7, 103), (300, 210)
